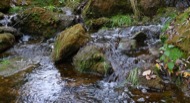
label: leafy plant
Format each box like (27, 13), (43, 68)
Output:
(159, 44), (183, 72)
(126, 68), (139, 86)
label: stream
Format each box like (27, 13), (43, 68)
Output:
(0, 13), (190, 103)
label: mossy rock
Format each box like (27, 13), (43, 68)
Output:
(86, 17), (110, 30)
(139, 0), (165, 16)
(73, 45), (111, 75)
(19, 7), (74, 38)
(166, 7), (190, 55)
(52, 24), (90, 63)
(82, 0), (132, 19)
(0, 0), (10, 12)
(0, 33), (15, 52)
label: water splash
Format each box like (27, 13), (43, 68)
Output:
(0, 14), (18, 27)
(91, 25), (162, 82)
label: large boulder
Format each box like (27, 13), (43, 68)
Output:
(166, 7), (190, 55)
(73, 45), (111, 75)
(19, 7), (75, 38)
(0, 33), (15, 52)
(82, 0), (132, 19)
(82, 0), (165, 19)
(52, 24), (90, 63)
(0, 0), (10, 12)
(139, 0), (165, 16)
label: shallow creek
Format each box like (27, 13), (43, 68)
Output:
(0, 26), (190, 103)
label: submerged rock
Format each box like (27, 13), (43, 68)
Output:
(73, 45), (111, 75)
(0, 33), (15, 52)
(52, 24), (90, 63)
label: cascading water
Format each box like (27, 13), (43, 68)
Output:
(0, 14), (18, 27)
(91, 25), (162, 82)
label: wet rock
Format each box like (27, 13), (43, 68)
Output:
(0, 26), (22, 37)
(139, 76), (164, 90)
(118, 38), (136, 53)
(166, 7), (190, 55)
(0, 33), (15, 52)
(73, 45), (111, 75)
(52, 24), (90, 63)
(19, 7), (75, 38)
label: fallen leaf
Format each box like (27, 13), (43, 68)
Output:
(142, 70), (151, 76)
(146, 75), (151, 80)
(183, 71), (190, 78)
(150, 75), (157, 79)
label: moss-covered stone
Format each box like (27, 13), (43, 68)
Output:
(52, 24), (90, 63)
(82, 0), (132, 19)
(86, 17), (110, 30)
(166, 7), (190, 55)
(0, 0), (10, 12)
(139, 0), (165, 16)
(82, 0), (166, 20)
(19, 7), (74, 38)
(73, 45), (111, 75)
(0, 33), (15, 52)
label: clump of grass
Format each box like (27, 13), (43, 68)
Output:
(0, 59), (11, 70)
(126, 68), (139, 86)
(110, 15), (132, 27)
(64, 0), (80, 9)
(9, 6), (23, 13)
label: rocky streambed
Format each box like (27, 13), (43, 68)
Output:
(0, 24), (189, 102)
(0, 0), (190, 102)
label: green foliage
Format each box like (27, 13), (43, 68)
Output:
(110, 15), (132, 27)
(126, 68), (139, 86)
(9, 6), (23, 13)
(44, 5), (56, 12)
(32, 0), (56, 6)
(59, 0), (65, 4)
(160, 44), (183, 72)
(0, 59), (10, 70)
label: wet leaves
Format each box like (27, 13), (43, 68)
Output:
(142, 70), (157, 80)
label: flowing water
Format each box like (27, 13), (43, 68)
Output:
(0, 14), (190, 102)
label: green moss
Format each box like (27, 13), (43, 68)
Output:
(73, 45), (110, 75)
(52, 24), (90, 62)
(0, 59), (11, 71)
